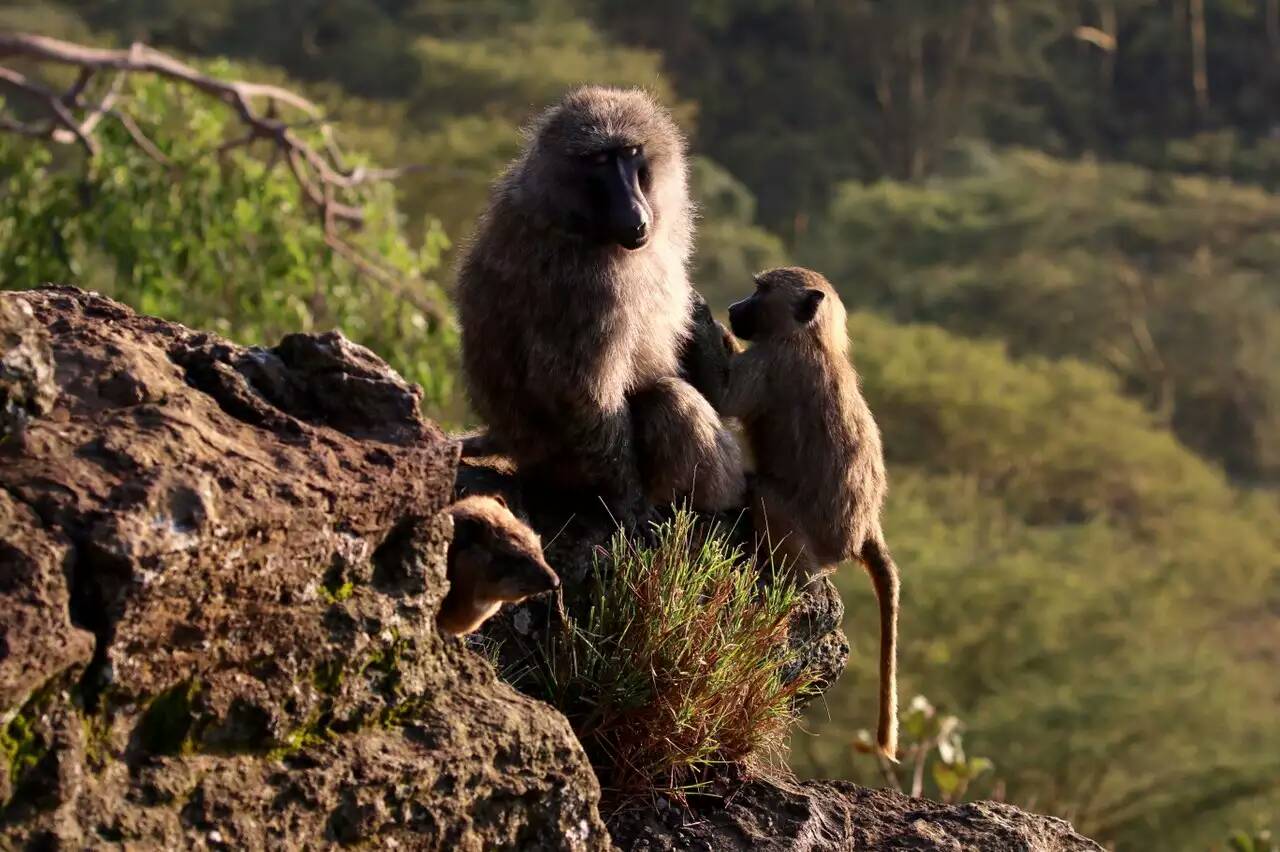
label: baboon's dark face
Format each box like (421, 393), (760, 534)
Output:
(727, 295), (760, 341)
(528, 87), (685, 253)
(563, 144), (654, 250)
(487, 549), (561, 601)
(729, 268), (828, 342)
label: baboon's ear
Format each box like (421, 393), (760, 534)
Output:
(490, 493), (508, 509)
(794, 289), (825, 325)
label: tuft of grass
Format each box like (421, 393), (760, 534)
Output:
(510, 507), (811, 800)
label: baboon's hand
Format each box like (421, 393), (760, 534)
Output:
(680, 291), (736, 411)
(720, 321), (743, 356)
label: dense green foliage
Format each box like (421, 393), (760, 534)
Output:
(3, 0), (1278, 847)
(0, 67), (458, 414)
(590, 1), (1280, 226)
(800, 149), (1280, 482)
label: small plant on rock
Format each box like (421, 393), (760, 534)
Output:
(853, 694), (995, 803)
(508, 507), (811, 800)
(1226, 828), (1277, 852)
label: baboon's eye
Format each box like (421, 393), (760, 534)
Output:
(586, 151), (609, 166)
(621, 146), (641, 159)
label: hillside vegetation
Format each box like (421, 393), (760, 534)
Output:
(2, 1), (1277, 848)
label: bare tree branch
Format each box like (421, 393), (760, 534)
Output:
(0, 33), (322, 117)
(0, 64), (98, 154)
(111, 109), (170, 165)
(0, 31), (443, 322)
(77, 70), (125, 136)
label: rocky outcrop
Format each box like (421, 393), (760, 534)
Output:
(0, 287), (608, 849)
(1, 286), (1102, 852)
(610, 777), (1104, 851)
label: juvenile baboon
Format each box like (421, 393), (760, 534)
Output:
(455, 86), (743, 519)
(437, 495), (560, 636)
(723, 266), (900, 759)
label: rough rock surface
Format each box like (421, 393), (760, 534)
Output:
(0, 287), (609, 850)
(610, 777), (1104, 852)
(0, 295), (56, 443)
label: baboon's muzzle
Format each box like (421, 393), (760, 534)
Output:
(607, 156), (652, 250)
(728, 298), (756, 341)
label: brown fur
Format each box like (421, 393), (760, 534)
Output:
(632, 377), (745, 511)
(723, 266), (900, 759)
(455, 86), (742, 517)
(437, 495), (560, 636)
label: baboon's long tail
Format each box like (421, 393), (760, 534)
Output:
(860, 537), (900, 762)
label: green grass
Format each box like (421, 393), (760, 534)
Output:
(508, 507), (812, 800)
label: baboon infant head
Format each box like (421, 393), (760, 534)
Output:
(448, 496), (559, 602)
(728, 266), (845, 343)
(526, 86), (684, 251)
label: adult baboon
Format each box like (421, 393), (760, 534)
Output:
(456, 87), (743, 519)
(723, 266), (900, 759)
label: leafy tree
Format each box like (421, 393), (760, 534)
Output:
(587, 0), (1073, 229)
(687, 157), (786, 304)
(0, 63), (460, 419)
(802, 149), (1280, 483)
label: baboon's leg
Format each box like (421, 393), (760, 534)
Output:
(749, 479), (823, 582)
(631, 377), (745, 512)
(517, 401), (647, 527)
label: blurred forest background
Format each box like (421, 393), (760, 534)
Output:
(2, 2), (1278, 849)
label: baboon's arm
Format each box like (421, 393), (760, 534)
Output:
(720, 353), (765, 419)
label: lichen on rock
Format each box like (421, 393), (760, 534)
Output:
(0, 294), (56, 445)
